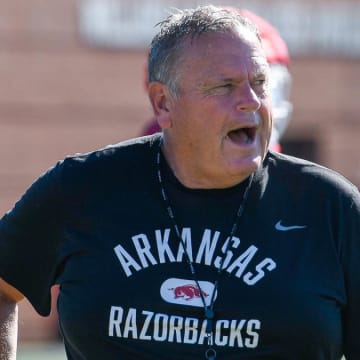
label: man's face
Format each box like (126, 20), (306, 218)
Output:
(163, 28), (272, 188)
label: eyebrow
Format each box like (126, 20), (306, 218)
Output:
(253, 70), (268, 78)
(196, 78), (233, 92)
(196, 62), (270, 90)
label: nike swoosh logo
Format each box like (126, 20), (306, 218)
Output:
(275, 220), (307, 231)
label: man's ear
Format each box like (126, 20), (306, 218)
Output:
(148, 82), (172, 129)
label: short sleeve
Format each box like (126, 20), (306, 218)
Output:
(0, 161), (64, 316)
(341, 186), (360, 359)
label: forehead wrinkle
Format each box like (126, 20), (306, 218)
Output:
(181, 34), (269, 91)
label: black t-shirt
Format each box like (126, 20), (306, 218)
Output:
(0, 134), (359, 359)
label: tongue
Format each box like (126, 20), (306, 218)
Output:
(228, 129), (249, 144)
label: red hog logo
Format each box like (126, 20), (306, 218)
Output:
(170, 284), (209, 301)
(160, 278), (216, 307)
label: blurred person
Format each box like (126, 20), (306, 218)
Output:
(140, 7), (292, 153)
(0, 5), (359, 360)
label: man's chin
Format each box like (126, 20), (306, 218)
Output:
(227, 155), (262, 180)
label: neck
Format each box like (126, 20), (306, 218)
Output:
(160, 138), (251, 189)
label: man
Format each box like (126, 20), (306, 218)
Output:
(141, 8), (292, 153)
(0, 5), (359, 359)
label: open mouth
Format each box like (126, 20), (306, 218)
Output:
(227, 126), (257, 145)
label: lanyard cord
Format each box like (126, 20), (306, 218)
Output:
(156, 140), (254, 359)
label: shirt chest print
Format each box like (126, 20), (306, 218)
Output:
(113, 227), (276, 286)
(108, 227), (277, 350)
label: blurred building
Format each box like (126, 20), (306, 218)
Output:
(0, 0), (359, 342)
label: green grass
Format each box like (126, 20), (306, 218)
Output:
(18, 342), (66, 360)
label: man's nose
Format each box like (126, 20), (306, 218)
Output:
(236, 84), (261, 112)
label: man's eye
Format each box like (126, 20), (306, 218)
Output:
(253, 79), (266, 86)
(205, 83), (234, 96)
(219, 83), (233, 89)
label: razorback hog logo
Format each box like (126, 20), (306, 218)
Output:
(170, 284), (208, 301)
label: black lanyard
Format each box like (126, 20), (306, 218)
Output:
(156, 140), (254, 359)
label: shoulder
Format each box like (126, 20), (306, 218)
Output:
(62, 134), (160, 170)
(21, 134), (162, 203)
(56, 134), (161, 182)
(266, 151), (359, 203)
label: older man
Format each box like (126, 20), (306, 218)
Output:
(141, 7), (292, 154)
(0, 5), (359, 360)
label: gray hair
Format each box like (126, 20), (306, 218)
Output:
(148, 5), (260, 96)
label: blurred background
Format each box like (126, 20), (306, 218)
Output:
(0, 0), (359, 358)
